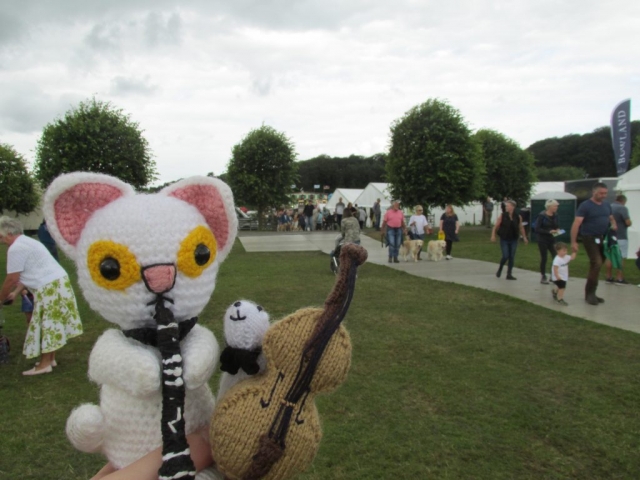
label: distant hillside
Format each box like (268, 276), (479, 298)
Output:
(296, 153), (386, 190)
(526, 121), (640, 179)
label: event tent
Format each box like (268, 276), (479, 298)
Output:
(323, 181), (593, 227)
(353, 183), (392, 209)
(616, 165), (640, 259)
(532, 182), (565, 196)
(325, 188), (363, 211)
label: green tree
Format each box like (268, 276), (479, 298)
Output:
(386, 99), (484, 209)
(526, 121), (640, 178)
(630, 135), (640, 170)
(226, 125), (298, 228)
(536, 166), (586, 181)
(475, 129), (536, 205)
(34, 98), (157, 189)
(0, 143), (39, 215)
(297, 153), (387, 190)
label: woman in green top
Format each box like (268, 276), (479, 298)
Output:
(341, 208), (361, 245)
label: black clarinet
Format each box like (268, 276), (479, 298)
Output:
(155, 297), (196, 480)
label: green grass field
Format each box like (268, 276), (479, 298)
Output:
(1, 239), (639, 479)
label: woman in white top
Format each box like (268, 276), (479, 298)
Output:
(408, 205), (431, 260)
(0, 217), (83, 375)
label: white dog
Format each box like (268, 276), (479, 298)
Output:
(426, 240), (447, 261)
(399, 239), (424, 262)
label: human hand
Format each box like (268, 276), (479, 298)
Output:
(571, 241), (579, 254)
(490, 235), (496, 243)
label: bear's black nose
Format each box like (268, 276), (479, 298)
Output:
(257, 305), (263, 312)
(234, 301), (242, 308)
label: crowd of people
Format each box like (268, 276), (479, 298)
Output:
(2, 185), (636, 381)
(275, 198), (371, 233)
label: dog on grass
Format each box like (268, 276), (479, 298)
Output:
(399, 239), (424, 262)
(426, 240), (447, 261)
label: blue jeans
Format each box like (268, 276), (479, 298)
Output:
(387, 228), (403, 258)
(499, 239), (518, 274)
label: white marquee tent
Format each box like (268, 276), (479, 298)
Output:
(616, 165), (640, 259)
(325, 188), (363, 211)
(532, 182), (566, 197)
(325, 181), (580, 226)
(353, 183), (392, 209)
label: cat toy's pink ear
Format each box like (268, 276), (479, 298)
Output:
(161, 177), (238, 263)
(43, 173), (135, 259)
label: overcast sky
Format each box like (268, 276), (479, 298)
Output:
(1, 0), (638, 185)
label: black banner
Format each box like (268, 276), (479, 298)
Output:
(611, 99), (631, 176)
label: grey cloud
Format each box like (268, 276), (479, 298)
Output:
(0, 13), (26, 46)
(145, 12), (182, 47)
(110, 75), (158, 96)
(5, 0), (383, 32)
(0, 86), (83, 134)
(84, 23), (122, 53)
(252, 77), (272, 96)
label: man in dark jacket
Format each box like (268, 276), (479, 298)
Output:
(303, 201), (315, 232)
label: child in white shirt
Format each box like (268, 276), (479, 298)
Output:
(551, 242), (577, 306)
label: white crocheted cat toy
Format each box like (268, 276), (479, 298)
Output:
(43, 172), (237, 480)
(217, 300), (270, 401)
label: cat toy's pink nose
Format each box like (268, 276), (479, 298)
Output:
(142, 264), (176, 294)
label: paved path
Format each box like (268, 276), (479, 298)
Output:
(238, 231), (639, 334)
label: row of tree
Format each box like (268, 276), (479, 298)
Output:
(526, 121), (640, 179)
(295, 154), (386, 191)
(1, 98), (157, 215)
(1, 96), (636, 220)
(385, 99), (536, 208)
(225, 99), (537, 215)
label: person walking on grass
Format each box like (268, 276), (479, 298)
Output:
(373, 198), (382, 231)
(483, 197), (494, 228)
(605, 194), (632, 285)
(535, 199), (561, 284)
(492, 199), (528, 280)
(551, 242), (577, 306)
(439, 205), (460, 260)
(0, 216), (83, 376)
(335, 197), (345, 227)
(570, 182), (617, 306)
(382, 199), (406, 263)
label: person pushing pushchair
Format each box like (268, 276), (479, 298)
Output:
(330, 208), (361, 274)
(330, 234), (344, 274)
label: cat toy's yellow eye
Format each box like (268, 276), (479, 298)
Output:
(177, 226), (217, 278)
(87, 241), (141, 290)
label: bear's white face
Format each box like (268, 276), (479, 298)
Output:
(76, 194), (220, 330)
(223, 300), (270, 350)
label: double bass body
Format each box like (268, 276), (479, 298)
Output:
(210, 307), (352, 480)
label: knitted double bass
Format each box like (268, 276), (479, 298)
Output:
(210, 243), (367, 480)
